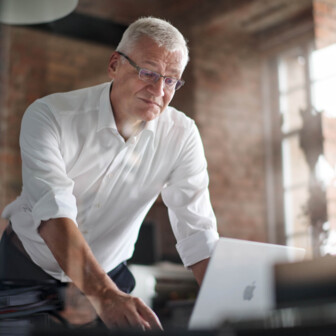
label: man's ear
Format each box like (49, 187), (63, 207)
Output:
(108, 52), (120, 79)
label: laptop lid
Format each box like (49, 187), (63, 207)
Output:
(188, 237), (305, 330)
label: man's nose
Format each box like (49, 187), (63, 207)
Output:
(148, 77), (165, 97)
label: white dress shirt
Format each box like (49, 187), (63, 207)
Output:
(2, 82), (219, 282)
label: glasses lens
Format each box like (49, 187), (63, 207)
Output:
(163, 77), (176, 88)
(175, 79), (185, 91)
(139, 68), (185, 91)
(139, 69), (160, 83)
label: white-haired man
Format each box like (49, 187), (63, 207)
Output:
(0, 17), (219, 330)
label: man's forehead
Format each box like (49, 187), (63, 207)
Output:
(131, 36), (185, 74)
(143, 54), (183, 73)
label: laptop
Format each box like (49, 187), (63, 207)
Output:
(188, 237), (305, 330)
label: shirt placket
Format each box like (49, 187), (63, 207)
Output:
(84, 143), (129, 226)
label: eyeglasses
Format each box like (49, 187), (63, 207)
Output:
(117, 51), (185, 91)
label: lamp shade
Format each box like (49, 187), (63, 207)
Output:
(0, 0), (78, 25)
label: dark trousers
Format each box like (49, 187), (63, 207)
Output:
(0, 224), (135, 293)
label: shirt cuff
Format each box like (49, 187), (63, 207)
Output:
(32, 190), (77, 230)
(176, 230), (219, 267)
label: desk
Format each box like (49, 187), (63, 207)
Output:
(220, 303), (336, 335)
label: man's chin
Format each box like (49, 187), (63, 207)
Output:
(142, 108), (162, 121)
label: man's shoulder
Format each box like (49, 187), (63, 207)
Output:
(34, 82), (110, 115)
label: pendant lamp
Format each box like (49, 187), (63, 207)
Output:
(0, 0), (78, 25)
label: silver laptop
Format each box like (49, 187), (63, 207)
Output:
(188, 237), (305, 330)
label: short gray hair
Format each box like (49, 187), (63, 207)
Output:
(116, 17), (189, 69)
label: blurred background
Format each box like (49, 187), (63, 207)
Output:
(1, 0), (336, 265)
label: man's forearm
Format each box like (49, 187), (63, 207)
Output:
(38, 217), (162, 330)
(38, 217), (118, 297)
(190, 258), (210, 286)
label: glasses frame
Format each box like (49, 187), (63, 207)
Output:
(116, 51), (185, 91)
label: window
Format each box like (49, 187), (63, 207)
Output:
(265, 40), (335, 258)
(277, 45), (315, 256)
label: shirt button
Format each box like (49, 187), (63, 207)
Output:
(95, 203), (101, 208)
(82, 230), (88, 234)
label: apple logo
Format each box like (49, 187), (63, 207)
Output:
(243, 281), (256, 301)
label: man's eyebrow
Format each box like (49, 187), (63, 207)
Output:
(142, 60), (181, 77)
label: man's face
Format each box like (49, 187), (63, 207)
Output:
(108, 36), (185, 124)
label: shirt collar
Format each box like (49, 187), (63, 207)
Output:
(96, 81), (162, 137)
(97, 82), (118, 133)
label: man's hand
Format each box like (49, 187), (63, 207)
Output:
(90, 289), (162, 330)
(38, 217), (162, 330)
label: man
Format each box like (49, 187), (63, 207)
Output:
(0, 17), (219, 330)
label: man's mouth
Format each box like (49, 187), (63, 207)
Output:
(139, 98), (161, 108)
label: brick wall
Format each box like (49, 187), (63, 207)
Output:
(190, 18), (268, 242)
(314, 0), (336, 49)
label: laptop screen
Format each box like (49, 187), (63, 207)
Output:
(189, 237), (305, 330)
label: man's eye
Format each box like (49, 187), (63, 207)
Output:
(165, 77), (175, 86)
(140, 69), (157, 80)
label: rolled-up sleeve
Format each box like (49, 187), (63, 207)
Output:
(20, 100), (77, 230)
(161, 123), (219, 267)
